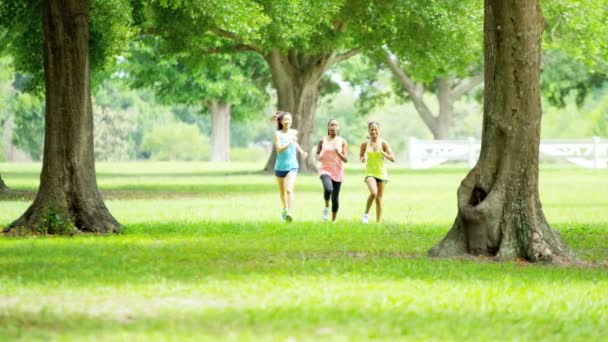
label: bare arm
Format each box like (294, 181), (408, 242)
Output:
(334, 139), (348, 163)
(359, 142), (367, 163)
(316, 139), (323, 160)
(381, 141), (395, 162)
(274, 132), (292, 153)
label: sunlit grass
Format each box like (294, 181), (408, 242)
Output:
(0, 162), (607, 340)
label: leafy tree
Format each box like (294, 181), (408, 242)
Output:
(0, 0), (131, 233)
(139, 0), (365, 171)
(429, 0), (575, 263)
(125, 37), (270, 162)
(347, 0), (606, 140)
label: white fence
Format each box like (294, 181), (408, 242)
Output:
(408, 137), (608, 169)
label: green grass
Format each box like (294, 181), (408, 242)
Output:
(0, 162), (607, 341)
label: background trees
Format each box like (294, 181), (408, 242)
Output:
(125, 38), (270, 162)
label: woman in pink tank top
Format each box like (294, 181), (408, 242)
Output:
(316, 119), (348, 222)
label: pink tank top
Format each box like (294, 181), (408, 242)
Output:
(318, 136), (346, 182)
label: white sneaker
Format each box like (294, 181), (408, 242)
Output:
(322, 207), (330, 221)
(361, 213), (369, 224)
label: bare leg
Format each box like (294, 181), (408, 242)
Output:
(276, 177), (286, 210)
(284, 171), (298, 213)
(375, 180), (385, 223)
(365, 177), (378, 214)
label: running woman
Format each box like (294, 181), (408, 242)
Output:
(359, 121), (395, 224)
(316, 119), (348, 222)
(273, 111), (307, 222)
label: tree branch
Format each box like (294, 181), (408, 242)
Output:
(199, 44), (260, 55)
(212, 28), (264, 53)
(384, 51), (438, 133)
(328, 48), (361, 66)
(452, 74), (483, 100)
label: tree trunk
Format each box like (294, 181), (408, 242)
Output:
(0, 174), (7, 192)
(209, 101), (231, 162)
(7, 0), (119, 234)
(262, 49), (328, 173)
(436, 79), (453, 140)
(429, 0), (575, 263)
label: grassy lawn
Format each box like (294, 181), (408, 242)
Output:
(0, 162), (607, 340)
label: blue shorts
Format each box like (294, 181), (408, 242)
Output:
(275, 168), (298, 178)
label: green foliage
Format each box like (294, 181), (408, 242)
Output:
(359, 0), (483, 82)
(336, 55), (394, 116)
(0, 0), (134, 92)
(38, 203), (76, 235)
(11, 92), (44, 160)
(588, 84), (608, 137)
(141, 121), (209, 161)
(126, 38), (270, 122)
(542, 51), (607, 109)
(543, 0), (608, 69)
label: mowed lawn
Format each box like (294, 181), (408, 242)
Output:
(0, 161), (607, 341)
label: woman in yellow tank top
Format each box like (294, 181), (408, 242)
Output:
(359, 121), (395, 224)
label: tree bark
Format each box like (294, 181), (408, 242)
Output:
(262, 49), (330, 173)
(428, 0), (575, 263)
(385, 52), (482, 139)
(6, 0), (119, 234)
(208, 101), (231, 162)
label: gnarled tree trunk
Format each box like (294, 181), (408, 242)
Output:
(209, 101), (231, 162)
(7, 0), (119, 234)
(429, 0), (575, 263)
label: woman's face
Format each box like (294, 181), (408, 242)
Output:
(281, 114), (292, 129)
(328, 120), (339, 136)
(368, 123), (379, 138)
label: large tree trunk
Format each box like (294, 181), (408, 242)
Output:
(429, 0), (575, 263)
(208, 101), (231, 162)
(385, 52), (482, 140)
(262, 49), (328, 173)
(7, 0), (119, 234)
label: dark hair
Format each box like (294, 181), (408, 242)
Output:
(276, 111), (292, 130)
(366, 121), (380, 139)
(327, 119), (339, 136)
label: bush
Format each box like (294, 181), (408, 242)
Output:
(141, 121), (210, 161)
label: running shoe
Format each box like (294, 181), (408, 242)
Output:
(322, 207), (330, 221)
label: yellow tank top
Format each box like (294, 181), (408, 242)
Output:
(365, 140), (387, 180)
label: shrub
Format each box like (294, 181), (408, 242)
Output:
(141, 121), (210, 161)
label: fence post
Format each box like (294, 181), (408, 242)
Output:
(467, 137), (476, 168)
(408, 137), (417, 169)
(592, 136), (600, 169)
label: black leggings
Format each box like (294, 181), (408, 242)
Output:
(320, 174), (342, 213)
